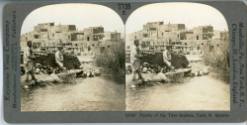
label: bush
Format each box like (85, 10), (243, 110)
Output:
(95, 41), (125, 84)
(202, 41), (229, 82)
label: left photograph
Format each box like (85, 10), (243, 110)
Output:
(20, 4), (125, 111)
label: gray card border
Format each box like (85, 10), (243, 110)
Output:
(2, 0), (247, 123)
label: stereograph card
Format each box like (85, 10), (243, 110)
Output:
(2, 0), (247, 123)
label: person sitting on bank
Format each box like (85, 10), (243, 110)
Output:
(131, 39), (145, 83)
(24, 41), (38, 84)
(162, 46), (174, 71)
(55, 46), (66, 71)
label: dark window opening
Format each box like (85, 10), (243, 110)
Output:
(40, 29), (48, 32)
(100, 47), (105, 52)
(143, 34), (148, 37)
(196, 35), (199, 40)
(34, 35), (39, 39)
(209, 45), (214, 51)
(169, 39), (171, 44)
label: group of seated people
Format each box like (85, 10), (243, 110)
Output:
(24, 41), (66, 84)
(130, 39), (189, 84)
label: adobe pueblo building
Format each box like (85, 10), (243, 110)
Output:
(126, 21), (228, 63)
(21, 22), (123, 63)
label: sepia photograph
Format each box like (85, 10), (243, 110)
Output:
(4, 0), (247, 123)
(20, 4), (125, 111)
(125, 3), (230, 111)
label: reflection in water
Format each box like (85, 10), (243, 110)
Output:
(126, 74), (230, 111)
(21, 77), (125, 111)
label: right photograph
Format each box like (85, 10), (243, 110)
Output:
(125, 3), (230, 111)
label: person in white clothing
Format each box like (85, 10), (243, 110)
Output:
(131, 40), (144, 83)
(162, 46), (173, 70)
(55, 46), (65, 70)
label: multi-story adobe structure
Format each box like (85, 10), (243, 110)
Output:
(21, 22), (122, 63)
(126, 21), (228, 63)
(129, 21), (227, 54)
(129, 22), (186, 54)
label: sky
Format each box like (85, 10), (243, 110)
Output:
(126, 2), (229, 34)
(21, 3), (124, 34)
(22, 3), (228, 37)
